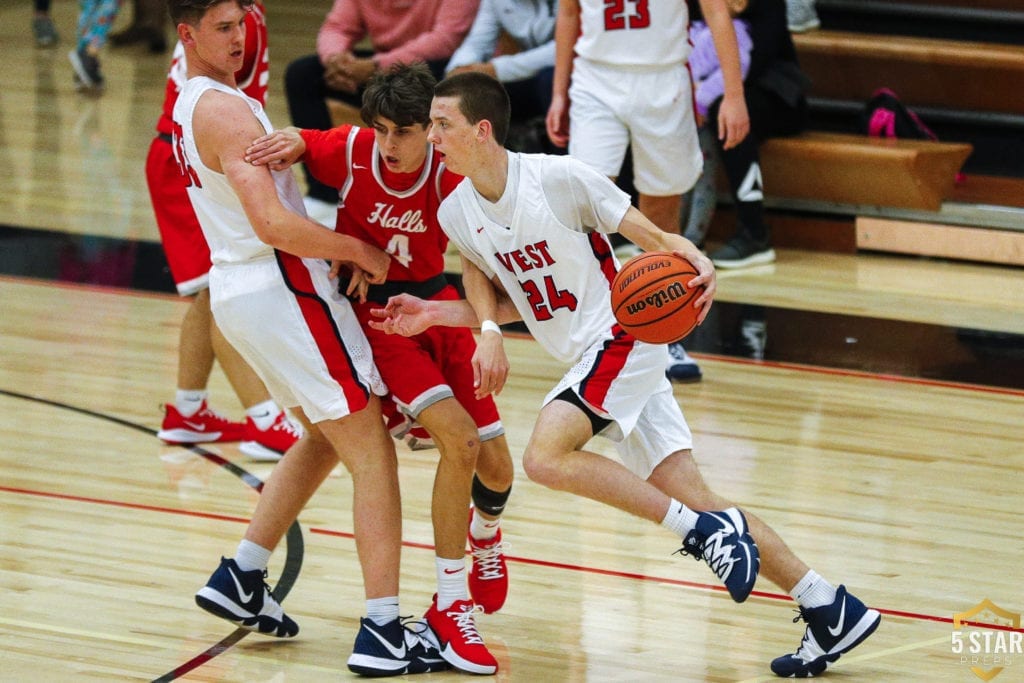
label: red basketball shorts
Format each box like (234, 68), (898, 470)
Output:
(145, 135), (212, 296)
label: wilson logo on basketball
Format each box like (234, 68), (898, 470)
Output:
(610, 252), (703, 344)
(624, 280), (687, 315)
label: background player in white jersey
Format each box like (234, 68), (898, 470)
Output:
(244, 63), (511, 674)
(375, 72), (881, 678)
(545, 0), (750, 383)
(168, 0), (449, 676)
(148, 1), (302, 463)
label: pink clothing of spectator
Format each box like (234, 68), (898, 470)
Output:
(316, 0), (480, 71)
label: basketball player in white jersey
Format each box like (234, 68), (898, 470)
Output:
(149, 2), (303, 463)
(168, 0), (448, 675)
(546, 0), (750, 383)
(374, 72), (881, 678)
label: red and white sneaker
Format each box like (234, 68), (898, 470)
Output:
(158, 401), (245, 445)
(423, 594), (497, 675)
(469, 526), (509, 614)
(239, 411), (303, 462)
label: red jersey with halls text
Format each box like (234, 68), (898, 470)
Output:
(300, 125), (463, 283)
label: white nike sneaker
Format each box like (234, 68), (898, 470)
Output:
(771, 585), (881, 677)
(195, 557), (298, 637)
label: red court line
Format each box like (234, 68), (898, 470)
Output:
(4, 484), (1021, 634)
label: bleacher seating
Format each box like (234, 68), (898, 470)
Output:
(759, 132), (972, 211)
(794, 31), (1024, 115)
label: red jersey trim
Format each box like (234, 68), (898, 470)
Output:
(274, 251), (370, 411)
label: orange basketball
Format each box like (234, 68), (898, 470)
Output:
(610, 251), (703, 344)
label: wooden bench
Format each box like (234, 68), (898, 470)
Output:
(758, 132), (972, 211)
(793, 30), (1024, 114)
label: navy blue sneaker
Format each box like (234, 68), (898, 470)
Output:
(678, 508), (759, 602)
(771, 585), (881, 677)
(347, 617), (451, 677)
(195, 557), (298, 637)
(666, 342), (702, 383)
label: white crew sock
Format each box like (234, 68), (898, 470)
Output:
(246, 399), (280, 430)
(234, 539), (272, 572)
(790, 569), (837, 609)
(660, 499), (701, 537)
(175, 389), (207, 417)
(366, 596), (400, 626)
(436, 557), (469, 610)
(469, 507), (501, 542)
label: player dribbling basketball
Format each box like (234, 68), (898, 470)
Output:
(373, 72), (881, 678)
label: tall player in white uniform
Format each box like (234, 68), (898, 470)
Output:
(168, 0), (448, 676)
(375, 73), (881, 678)
(148, 1), (302, 462)
(546, 0), (750, 383)
(244, 63), (511, 675)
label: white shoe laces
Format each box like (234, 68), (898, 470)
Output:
(197, 403), (233, 424)
(447, 603), (484, 645)
(471, 540), (508, 581)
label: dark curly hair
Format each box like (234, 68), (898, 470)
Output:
(360, 62), (436, 129)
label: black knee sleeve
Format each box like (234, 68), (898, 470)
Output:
(472, 475), (511, 517)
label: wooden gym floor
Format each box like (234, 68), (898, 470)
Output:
(2, 2), (1023, 681)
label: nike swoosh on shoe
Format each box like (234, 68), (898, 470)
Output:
(227, 567), (254, 603)
(367, 625), (407, 659)
(828, 596), (847, 637)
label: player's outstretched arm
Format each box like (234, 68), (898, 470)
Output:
(617, 206), (717, 323)
(369, 281), (520, 337)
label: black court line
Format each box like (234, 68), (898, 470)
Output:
(0, 389), (304, 682)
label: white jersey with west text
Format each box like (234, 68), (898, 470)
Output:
(441, 152), (626, 365)
(440, 152), (674, 435)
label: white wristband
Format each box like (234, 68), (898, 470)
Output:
(480, 320), (502, 336)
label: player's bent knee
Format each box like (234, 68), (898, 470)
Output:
(522, 448), (565, 489)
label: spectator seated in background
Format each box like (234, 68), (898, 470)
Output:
(284, 0), (479, 227)
(445, 0), (558, 153)
(685, 0), (809, 269)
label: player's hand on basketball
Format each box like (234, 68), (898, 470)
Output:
(677, 248), (717, 324)
(717, 93), (750, 150)
(369, 294), (432, 337)
(473, 333), (509, 399)
(245, 127), (305, 171)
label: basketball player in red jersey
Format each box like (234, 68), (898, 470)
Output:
(146, 2), (302, 462)
(245, 63), (512, 675)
